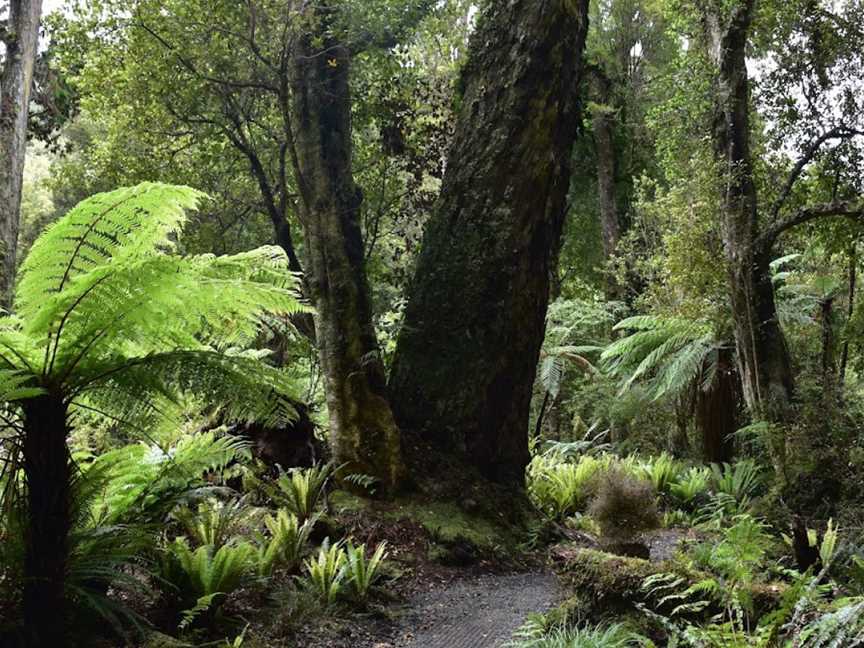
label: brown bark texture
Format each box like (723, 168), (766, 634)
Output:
(289, 5), (404, 492)
(389, 0), (590, 484)
(697, 347), (740, 464)
(704, 3), (795, 465)
(0, 0), (43, 306)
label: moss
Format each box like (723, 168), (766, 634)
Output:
(142, 633), (191, 648)
(328, 489), (370, 514)
(557, 548), (663, 606)
(388, 499), (520, 564)
(556, 546), (788, 622)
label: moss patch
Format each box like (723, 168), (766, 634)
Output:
(553, 545), (788, 622)
(388, 499), (519, 564)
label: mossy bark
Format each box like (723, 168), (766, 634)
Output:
(289, 6), (404, 493)
(704, 3), (794, 476)
(0, 0), (43, 306)
(389, 0), (590, 484)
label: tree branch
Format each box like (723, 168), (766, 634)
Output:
(758, 200), (864, 250)
(770, 126), (864, 219)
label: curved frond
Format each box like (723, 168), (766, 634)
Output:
(17, 183), (205, 323)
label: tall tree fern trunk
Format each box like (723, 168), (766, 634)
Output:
(288, 5), (405, 493)
(21, 394), (71, 647)
(704, 2), (793, 477)
(0, 0), (43, 306)
(389, 0), (590, 484)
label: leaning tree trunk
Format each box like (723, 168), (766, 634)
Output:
(21, 394), (71, 648)
(389, 0), (590, 485)
(288, 6), (404, 492)
(705, 2), (793, 476)
(0, 0), (43, 306)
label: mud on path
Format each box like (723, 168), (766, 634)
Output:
(374, 571), (560, 648)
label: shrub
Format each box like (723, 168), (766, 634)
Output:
(507, 613), (641, 647)
(588, 468), (659, 545)
(710, 460), (762, 503)
(159, 537), (258, 614)
(173, 497), (260, 549)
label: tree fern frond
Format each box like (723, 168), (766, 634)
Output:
(17, 183), (205, 323)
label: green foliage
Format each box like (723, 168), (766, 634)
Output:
(602, 315), (720, 401)
(84, 432), (250, 528)
(274, 463), (333, 524)
(638, 452), (684, 497)
(526, 453), (608, 520)
(507, 614), (641, 647)
(302, 540), (348, 606)
(173, 498), (260, 550)
(160, 537), (258, 611)
(256, 510), (316, 577)
(709, 460), (762, 505)
(669, 467), (711, 509)
(343, 541), (389, 601)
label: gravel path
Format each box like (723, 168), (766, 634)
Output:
(384, 572), (560, 648)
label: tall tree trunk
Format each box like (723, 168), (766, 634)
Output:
(288, 6), (404, 492)
(389, 0), (590, 485)
(704, 2), (793, 476)
(698, 347), (740, 464)
(591, 71), (623, 301)
(21, 394), (70, 648)
(0, 0), (43, 306)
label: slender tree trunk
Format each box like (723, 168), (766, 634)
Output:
(21, 394), (70, 648)
(704, 2), (793, 476)
(389, 0), (590, 484)
(591, 71), (623, 301)
(288, 6), (404, 492)
(840, 244), (856, 389)
(821, 296), (837, 404)
(0, 0), (43, 306)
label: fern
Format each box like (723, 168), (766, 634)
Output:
(343, 541), (388, 601)
(256, 509), (315, 576)
(302, 539), (348, 606)
(602, 315), (723, 402)
(274, 463), (333, 523)
(0, 183), (310, 635)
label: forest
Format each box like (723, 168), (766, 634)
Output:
(2, 0), (864, 646)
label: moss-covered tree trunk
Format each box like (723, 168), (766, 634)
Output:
(389, 0), (590, 484)
(591, 69), (624, 302)
(0, 0), (43, 306)
(289, 5), (404, 492)
(704, 2), (793, 475)
(21, 394), (71, 647)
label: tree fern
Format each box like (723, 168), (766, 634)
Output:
(0, 182), (310, 641)
(601, 315), (723, 402)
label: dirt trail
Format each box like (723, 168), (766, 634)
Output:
(381, 571), (559, 648)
